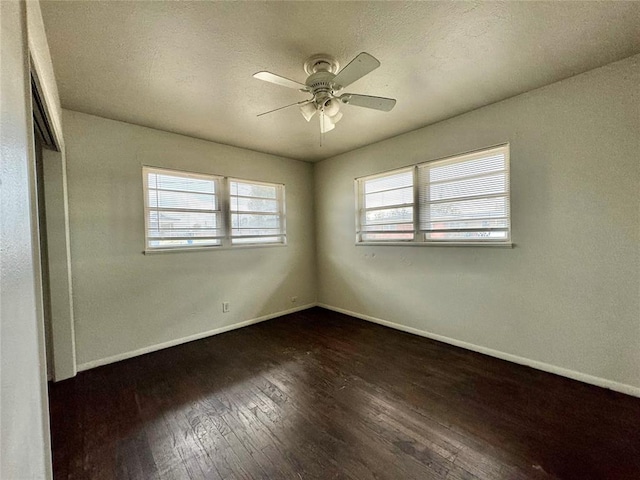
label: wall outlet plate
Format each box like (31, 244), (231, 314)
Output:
(222, 302), (230, 313)
(291, 296), (298, 303)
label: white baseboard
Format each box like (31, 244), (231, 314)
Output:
(76, 303), (316, 372)
(317, 303), (640, 399)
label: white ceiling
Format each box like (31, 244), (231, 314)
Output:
(41, 1), (640, 162)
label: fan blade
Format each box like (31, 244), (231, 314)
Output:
(320, 113), (335, 133)
(300, 102), (317, 122)
(253, 71), (307, 90)
(257, 100), (312, 117)
(339, 94), (396, 112)
(332, 52), (380, 88)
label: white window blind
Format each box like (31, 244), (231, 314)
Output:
(355, 145), (511, 245)
(418, 145), (510, 242)
(144, 167), (223, 249)
(356, 168), (415, 242)
(229, 179), (285, 245)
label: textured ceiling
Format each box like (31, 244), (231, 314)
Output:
(41, 1), (640, 162)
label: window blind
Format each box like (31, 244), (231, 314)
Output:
(229, 179), (285, 245)
(356, 168), (415, 242)
(144, 167), (223, 249)
(418, 145), (510, 242)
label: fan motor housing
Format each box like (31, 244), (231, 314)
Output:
(305, 71), (335, 90)
(305, 71), (335, 104)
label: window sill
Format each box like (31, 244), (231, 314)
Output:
(143, 243), (287, 254)
(355, 241), (514, 248)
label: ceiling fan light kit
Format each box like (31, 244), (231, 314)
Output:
(254, 52), (396, 136)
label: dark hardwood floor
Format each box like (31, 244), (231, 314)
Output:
(49, 307), (640, 480)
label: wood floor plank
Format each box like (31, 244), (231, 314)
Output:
(49, 307), (640, 479)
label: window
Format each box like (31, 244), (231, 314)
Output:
(419, 145), (510, 242)
(143, 167), (286, 251)
(144, 167), (223, 249)
(356, 168), (415, 242)
(229, 178), (286, 245)
(356, 144), (511, 245)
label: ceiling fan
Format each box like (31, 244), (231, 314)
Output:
(253, 52), (396, 135)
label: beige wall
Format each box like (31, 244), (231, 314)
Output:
(63, 110), (317, 369)
(315, 55), (640, 395)
(1, 1), (52, 478)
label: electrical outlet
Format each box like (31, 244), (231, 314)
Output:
(222, 302), (230, 313)
(290, 296), (298, 304)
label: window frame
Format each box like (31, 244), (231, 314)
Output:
(228, 177), (287, 246)
(355, 144), (512, 247)
(142, 166), (287, 253)
(355, 166), (416, 244)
